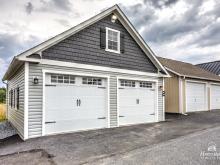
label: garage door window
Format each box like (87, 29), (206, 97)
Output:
(82, 77), (102, 86)
(51, 74), (75, 84)
(140, 82), (153, 88)
(120, 80), (135, 87)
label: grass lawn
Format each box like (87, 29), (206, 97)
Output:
(0, 104), (6, 121)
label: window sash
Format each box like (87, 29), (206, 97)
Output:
(140, 82), (153, 88)
(106, 28), (120, 53)
(51, 74), (75, 84)
(82, 77), (102, 86)
(120, 80), (135, 87)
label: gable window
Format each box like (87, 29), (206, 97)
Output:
(106, 27), (120, 53)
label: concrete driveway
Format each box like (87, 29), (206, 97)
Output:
(1, 110), (220, 165)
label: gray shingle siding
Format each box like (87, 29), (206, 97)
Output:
(42, 15), (157, 73)
(7, 65), (25, 139)
(28, 63), (164, 138)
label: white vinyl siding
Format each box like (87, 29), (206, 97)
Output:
(28, 63), (164, 138)
(7, 65), (25, 139)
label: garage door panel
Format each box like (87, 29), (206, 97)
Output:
(119, 80), (156, 126)
(45, 118), (107, 135)
(211, 85), (220, 110)
(45, 75), (107, 135)
(186, 82), (207, 112)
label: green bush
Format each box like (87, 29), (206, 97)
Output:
(0, 87), (6, 104)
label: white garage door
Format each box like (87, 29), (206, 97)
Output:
(45, 74), (108, 135)
(118, 80), (156, 126)
(211, 85), (220, 110)
(186, 82), (207, 112)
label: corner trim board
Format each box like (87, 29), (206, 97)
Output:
(24, 62), (29, 140)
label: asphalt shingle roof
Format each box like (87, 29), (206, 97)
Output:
(158, 57), (220, 82)
(196, 61), (220, 75)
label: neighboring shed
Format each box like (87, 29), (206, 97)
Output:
(197, 61), (220, 76)
(158, 57), (220, 114)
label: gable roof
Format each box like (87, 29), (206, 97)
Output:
(3, 4), (169, 81)
(158, 57), (220, 82)
(196, 61), (220, 75)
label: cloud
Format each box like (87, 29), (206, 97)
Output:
(145, 0), (179, 9)
(53, 0), (72, 11)
(120, 3), (157, 30)
(141, 0), (206, 43)
(191, 22), (220, 47)
(0, 33), (39, 60)
(39, 0), (72, 12)
(0, 32), (40, 85)
(25, 2), (34, 14)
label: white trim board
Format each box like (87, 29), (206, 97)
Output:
(24, 62), (29, 140)
(42, 69), (110, 136)
(18, 57), (168, 77)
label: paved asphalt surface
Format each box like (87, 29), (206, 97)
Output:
(1, 110), (220, 164)
(88, 126), (220, 165)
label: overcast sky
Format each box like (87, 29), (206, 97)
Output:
(1, 0), (220, 87)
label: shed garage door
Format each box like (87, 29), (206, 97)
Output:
(118, 80), (156, 126)
(186, 82), (207, 112)
(211, 84), (220, 110)
(45, 74), (108, 135)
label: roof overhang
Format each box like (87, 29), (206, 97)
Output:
(2, 57), (25, 81)
(3, 4), (169, 80)
(165, 66), (220, 82)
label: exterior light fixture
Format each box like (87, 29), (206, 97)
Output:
(33, 77), (39, 84)
(111, 14), (117, 23)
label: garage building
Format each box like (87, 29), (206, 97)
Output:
(2, 5), (169, 140)
(158, 57), (220, 114)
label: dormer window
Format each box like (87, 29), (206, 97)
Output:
(106, 27), (120, 53)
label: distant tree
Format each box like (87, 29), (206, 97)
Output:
(0, 87), (6, 103)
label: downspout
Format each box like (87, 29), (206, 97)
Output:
(2, 80), (8, 119)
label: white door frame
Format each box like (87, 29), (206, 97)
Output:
(210, 83), (220, 110)
(116, 76), (159, 126)
(42, 69), (110, 136)
(185, 80), (208, 113)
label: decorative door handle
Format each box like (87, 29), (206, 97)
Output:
(45, 121), (56, 124)
(97, 117), (106, 119)
(79, 99), (81, 106)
